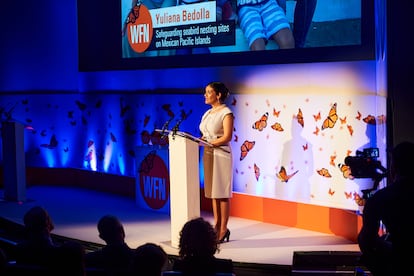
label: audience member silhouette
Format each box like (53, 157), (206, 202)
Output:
(14, 206), (86, 275)
(358, 141), (414, 275)
(84, 214), (134, 275)
(129, 242), (169, 276)
(172, 217), (233, 275)
(15, 206), (57, 266)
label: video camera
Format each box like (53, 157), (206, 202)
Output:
(344, 147), (387, 199)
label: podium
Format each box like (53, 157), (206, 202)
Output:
(155, 128), (229, 247)
(167, 130), (203, 248)
(1, 121), (26, 201)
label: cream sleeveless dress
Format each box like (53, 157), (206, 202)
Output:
(199, 105), (233, 199)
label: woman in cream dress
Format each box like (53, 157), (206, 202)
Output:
(199, 81), (234, 243)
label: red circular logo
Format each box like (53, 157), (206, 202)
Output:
(139, 152), (169, 209)
(127, 4), (153, 53)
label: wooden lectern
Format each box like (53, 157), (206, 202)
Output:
(167, 130), (203, 248)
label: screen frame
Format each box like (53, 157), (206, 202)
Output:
(77, 0), (376, 72)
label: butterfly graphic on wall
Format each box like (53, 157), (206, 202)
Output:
(338, 163), (354, 179)
(75, 100), (87, 111)
(110, 132), (117, 143)
(363, 114), (386, 125)
(330, 155), (336, 166)
(363, 115), (376, 125)
(125, 4), (142, 25)
(296, 108), (304, 127)
(353, 192), (365, 206)
(317, 168), (332, 178)
(141, 130), (151, 145)
(252, 112), (268, 131)
(321, 103), (338, 130)
(254, 163), (260, 181)
(277, 166), (299, 183)
(139, 150), (156, 174)
(40, 134), (58, 149)
(273, 108), (281, 117)
(313, 111), (321, 122)
(240, 140), (255, 161)
(347, 125), (354, 136)
(271, 122), (284, 132)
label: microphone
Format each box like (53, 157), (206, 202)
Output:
(172, 110), (192, 136)
(160, 116), (174, 138)
(172, 118), (183, 136)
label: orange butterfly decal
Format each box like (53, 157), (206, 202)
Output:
(363, 115), (376, 125)
(322, 103), (338, 130)
(277, 166), (299, 183)
(297, 108), (304, 127)
(271, 122), (284, 132)
(344, 191), (352, 199)
(338, 163), (354, 179)
(330, 155), (336, 166)
(363, 114), (386, 125)
(347, 125), (354, 136)
(252, 112), (268, 131)
(254, 163), (260, 181)
(231, 97), (237, 106)
(273, 108), (281, 117)
(317, 168), (332, 178)
(125, 5), (142, 24)
(353, 192), (365, 206)
(356, 111), (362, 120)
(313, 111), (321, 122)
(240, 140), (255, 161)
(302, 143), (308, 151)
(376, 114), (386, 124)
(328, 188), (335, 196)
(340, 116), (347, 124)
(313, 126), (320, 136)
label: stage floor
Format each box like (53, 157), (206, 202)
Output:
(0, 185), (360, 266)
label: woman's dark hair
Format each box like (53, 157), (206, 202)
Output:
(207, 81), (230, 102)
(178, 217), (218, 258)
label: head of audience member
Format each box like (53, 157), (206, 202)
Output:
(97, 215), (126, 245)
(178, 217), (218, 258)
(129, 242), (168, 276)
(23, 205), (54, 238)
(389, 141), (414, 182)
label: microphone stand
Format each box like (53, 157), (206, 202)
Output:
(171, 119), (183, 139)
(160, 116), (174, 139)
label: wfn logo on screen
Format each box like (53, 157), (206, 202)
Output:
(138, 150), (170, 210)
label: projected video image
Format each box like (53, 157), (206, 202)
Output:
(121, 0), (361, 58)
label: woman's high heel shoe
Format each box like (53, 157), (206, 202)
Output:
(219, 229), (230, 243)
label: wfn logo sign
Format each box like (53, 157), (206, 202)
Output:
(138, 150), (170, 210)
